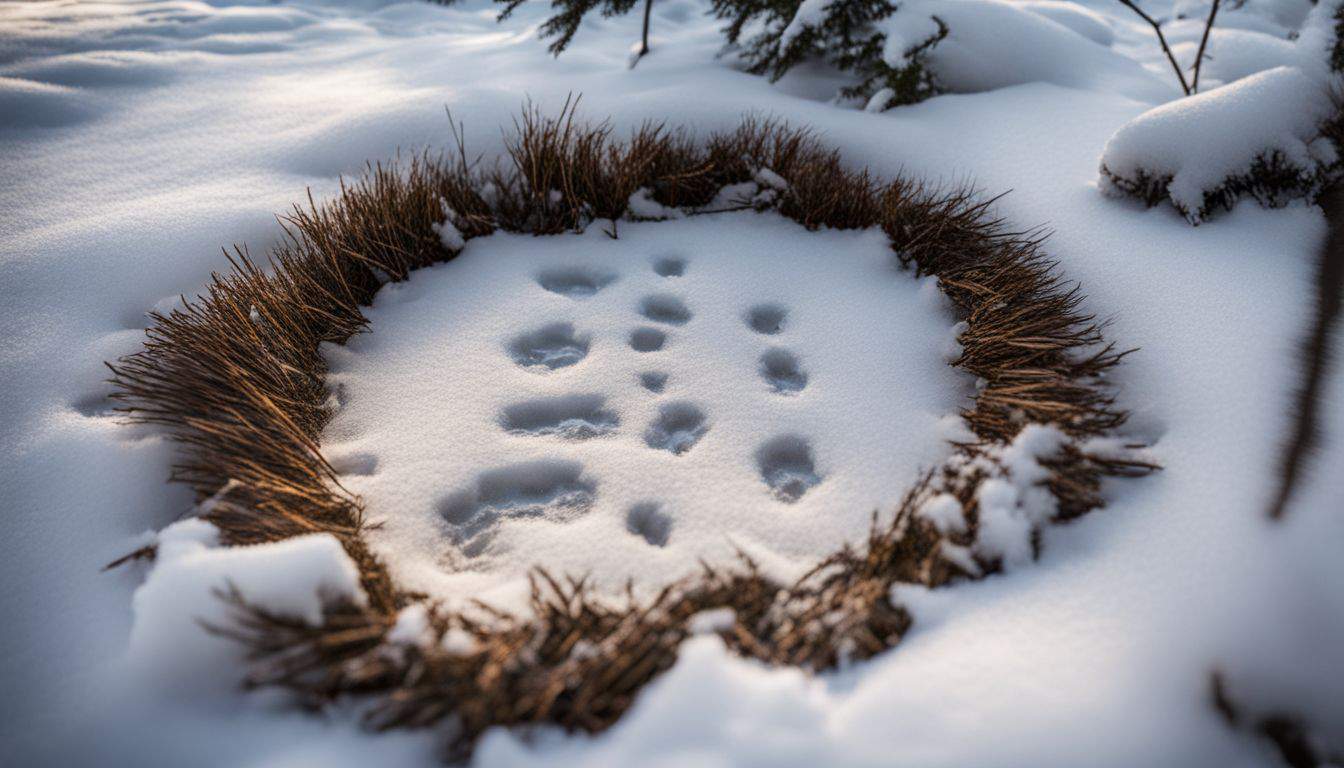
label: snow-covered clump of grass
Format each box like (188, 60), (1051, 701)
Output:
(127, 520), (366, 689)
(1098, 0), (1344, 223)
(1099, 66), (1340, 223)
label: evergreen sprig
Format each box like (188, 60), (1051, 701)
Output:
(710, 0), (946, 108)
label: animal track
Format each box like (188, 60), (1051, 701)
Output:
(500, 394), (618, 440)
(537, 267), (616, 298)
(439, 460), (597, 552)
(72, 393), (116, 418)
(644, 401), (708, 455)
(328, 452), (378, 476)
(509, 322), (590, 370)
(759, 348), (808, 394)
(448, 285), (819, 564)
(639, 294), (692, 325)
(629, 326), (667, 352)
(746, 303), (788, 335)
(653, 256), (685, 277)
(626, 501), (672, 546)
(756, 434), (821, 503)
(639, 371), (669, 393)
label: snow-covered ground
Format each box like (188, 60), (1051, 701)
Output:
(329, 214), (963, 608)
(1, 0), (1340, 764)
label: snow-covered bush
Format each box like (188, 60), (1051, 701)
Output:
(1099, 66), (1341, 223)
(1099, 0), (1344, 223)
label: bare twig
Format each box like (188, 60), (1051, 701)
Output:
(632, 0), (653, 67)
(1190, 0), (1222, 93)
(1116, 0), (1191, 95)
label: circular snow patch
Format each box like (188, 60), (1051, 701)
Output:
(323, 212), (964, 609)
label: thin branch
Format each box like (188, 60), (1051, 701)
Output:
(629, 0), (654, 69)
(1116, 0), (1191, 95)
(1190, 0), (1221, 94)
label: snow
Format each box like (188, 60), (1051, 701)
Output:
(433, 200), (467, 251)
(324, 213), (962, 607)
(127, 528), (366, 689)
(1, 0), (1341, 764)
(1198, 27), (1299, 85)
(386, 603), (434, 645)
(780, 0), (835, 51)
(1099, 65), (1337, 219)
(916, 492), (965, 534)
(1011, 0), (1115, 47)
(883, 0), (1176, 103)
(688, 607), (737, 634)
(966, 425), (1066, 568)
(626, 186), (686, 219)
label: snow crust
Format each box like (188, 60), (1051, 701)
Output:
(1, 0), (1340, 764)
(1011, 0), (1115, 47)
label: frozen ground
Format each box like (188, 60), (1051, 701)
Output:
(1, 0), (1340, 765)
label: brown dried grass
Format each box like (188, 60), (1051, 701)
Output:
(109, 100), (1156, 760)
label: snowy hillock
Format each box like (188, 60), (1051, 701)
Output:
(879, 0), (1171, 102)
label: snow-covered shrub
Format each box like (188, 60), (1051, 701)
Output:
(711, 0), (946, 108)
(1100, 0), (1344, 223)
(1099, 66), (1342, 223)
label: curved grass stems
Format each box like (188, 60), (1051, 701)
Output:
(108, 102), (1158, 761)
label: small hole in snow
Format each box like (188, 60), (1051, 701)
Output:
(629, 327), (667, 352)
(746, 303), (788, 335)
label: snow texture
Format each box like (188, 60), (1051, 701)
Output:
(323, 213), (962, 608)
(2, 0), (1341, 764)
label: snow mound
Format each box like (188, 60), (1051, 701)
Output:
(1010, 0), (1115, 47)
(1099, 66), (1340, 223)
(1296, 0), (1344, 82)
(0, 76), (99, 129)
(126, 523), (365, 691)
(882, 0), (1173, 103)
(322, 212), (963, 610)
(1197, 27), (1301, 86)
